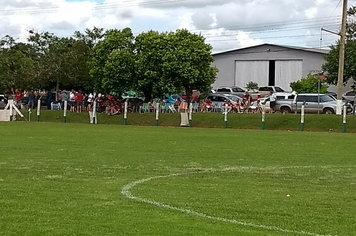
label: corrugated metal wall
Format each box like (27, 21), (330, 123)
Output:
(275, 60), (303, 91)
(234, 60), (303, 91)
(235, 61), (269, 88)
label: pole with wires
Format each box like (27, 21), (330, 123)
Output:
(336, 0), (348, 115)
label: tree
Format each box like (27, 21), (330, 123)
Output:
(290, 74), (328, 94)
(0, 36), (36, 93)
(162, 29), (218, 101)
(74, 27), (105, 50)
(323, 6), (356, 85)
(28, 30), (94, 92)
(323, 40), (356, 85)
(346, 6), (356, 40)
(134, 31), (175, 101)
(89, 28), (135, 93)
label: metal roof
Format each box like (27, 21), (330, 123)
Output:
(213, 43), (330, 56)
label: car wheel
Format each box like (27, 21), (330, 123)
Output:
(281, 107), (291, 114)
(324, 108), (334, 115)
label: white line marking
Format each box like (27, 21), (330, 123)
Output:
(121, 169), (338, 236)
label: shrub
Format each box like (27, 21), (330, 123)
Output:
(290, 74), (328, 93)
(245, 81), (259, 92)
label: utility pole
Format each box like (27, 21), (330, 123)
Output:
(336, 0), (348, 115)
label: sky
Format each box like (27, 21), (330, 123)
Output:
(0, 0), (355, 53)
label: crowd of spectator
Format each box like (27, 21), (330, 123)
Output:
(3, 90), (265, 114)
(200, 93), (263, 113)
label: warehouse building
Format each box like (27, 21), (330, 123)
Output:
(212, 43), (328, 91)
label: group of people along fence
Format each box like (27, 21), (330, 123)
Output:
(4, 90), (271, 115)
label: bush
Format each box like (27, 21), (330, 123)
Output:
(245, 81), (258, 92)
(290, 74), (328, 93)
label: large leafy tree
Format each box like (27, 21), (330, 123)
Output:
(134, 31), (176, 101)
(89, 28), (135, 94)
(163, 29), (218, 101)
(323, 41), (356, 85)
(0, 36), (36, 93)
(27, 30), (94, 92)
(74, 27), (105, 50)
(323, 6), (356, 85)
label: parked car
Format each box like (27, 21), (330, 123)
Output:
(258, 86), (286, 97)
(327, 90), (352, 100)
(274, 93), (352, 114)
(225, 94), (243, 103)
(0, 94), (7, 109)
(215, 86), (245, 97)
(205, 93), (235, 108)
(328, 94), (353, 105)
(260, 93), (295, 112)
(343, 90), (356, 102)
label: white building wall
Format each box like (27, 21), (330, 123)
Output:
(275, 60), (303, 91)
(212, 44), (327, 90)
(235, 61), (269, 88)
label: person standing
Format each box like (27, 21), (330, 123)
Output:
(60, 90), (68, 110)
(15, 90), (23, 109)
(47, 90), (54, 110)
(28, 91), (35, 109)
(69, 90), (76, 112)
(269, 91), (277, 113)
(87, 93), (94, 111)
(76, 91), (84, 113)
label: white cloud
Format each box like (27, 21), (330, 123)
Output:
(0, 0), (355, 52)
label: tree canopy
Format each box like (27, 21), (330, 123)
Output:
(290, 74), (328, 94)
(323, 6), (356, 85)
(0, 27), (218, 100)
(89, 28), (218, 101)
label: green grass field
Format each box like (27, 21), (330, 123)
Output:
(21, 110), (356, 133)
(1, 123), (355, 236)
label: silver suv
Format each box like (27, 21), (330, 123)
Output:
(205, 94), (235, 108)
(275, 94), (352, 114)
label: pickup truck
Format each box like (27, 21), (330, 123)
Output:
(215, 86), (259, 99)
(273, 93), (352, 114)
(258, 86), (287, 97)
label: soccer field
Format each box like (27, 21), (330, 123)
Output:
(0, 123), (355, 236)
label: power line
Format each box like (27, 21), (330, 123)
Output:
(198, 22), (341, 36)
(200, 23), (341, 38)
(205, 33), (334, 42)
(193, 16), (342, 33)
(321, 0), (343, 29)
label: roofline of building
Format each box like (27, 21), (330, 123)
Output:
(212, 43), (330, 56)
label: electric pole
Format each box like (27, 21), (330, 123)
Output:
(336, 0), (348, 115)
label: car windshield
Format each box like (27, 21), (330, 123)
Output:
(275, 87), (284, 92)
(232, 87), (244, 92)
(226, 95), (239, 102)
(320, 95), (334, 102)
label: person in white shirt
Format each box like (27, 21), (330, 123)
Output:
(69, 90), (76, 112)
(269, 91), (277, 113)
(87, 93), (94, 110)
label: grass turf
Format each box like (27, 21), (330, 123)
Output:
(0, 122), (355, 236)
(21, 110), (356, 133)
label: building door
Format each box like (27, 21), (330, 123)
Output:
(235, 61), (269, 88)
(275, 60), (303, 91)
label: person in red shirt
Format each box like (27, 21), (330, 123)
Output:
(204, 99), (213, 112)
(223, 99), (233, 113)
(15, 91), (23, 108)
(76, 91), (84, 113)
